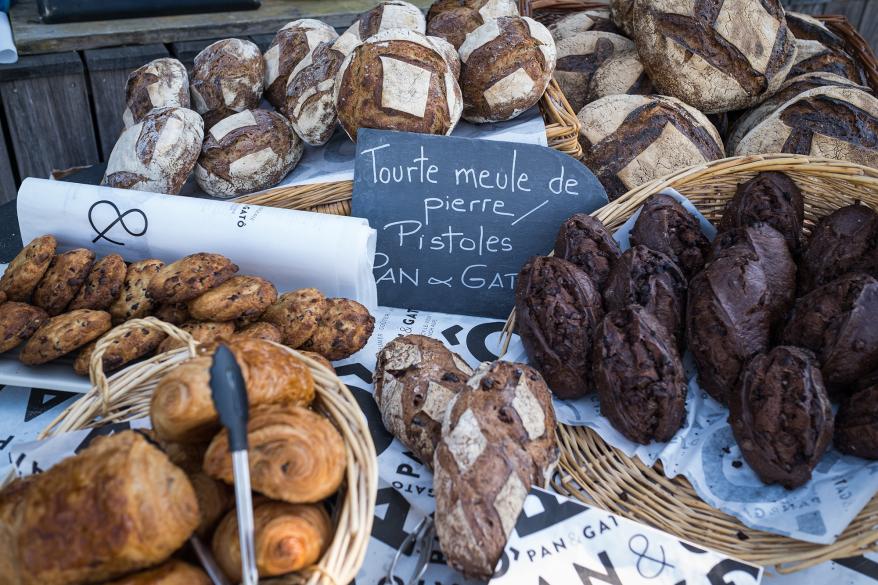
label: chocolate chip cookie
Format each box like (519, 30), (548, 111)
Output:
(147, 253), (239, 304)
(230, 322), (282, 343)
(154, 302), (190, 325)
(0, 235), (56, 302)
(261, 288), (327, 348)
(188, 275), (277, 322)
(301, 298), (374, 360)
(32, 248), (95, 315)
(19, 309), (112, 365)
(157, 320), (235, 353)
(298, 350), (333, 372)
(109, 259), (165, 323)
(73, 324), (167, 376)
(0, 302), (49, 353)
(68, 254), (127, 311)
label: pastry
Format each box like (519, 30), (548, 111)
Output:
(835, 384), (878, 459)
(0, 431), (199, 585)
(261, 288), (327, 348)
(230, 321), (283, 344)
(123, 58), (191, 127)
(719, 172), (805, 253)
(373, 334), (473, 465)
(68, 254), (127, 311)
(515, 256), (604, 399)
(630, 193), (710, 279)
(592, 306), (687, 444)
(798, 204), (878, 294)
(32, 248), (95, 316)
(19, 309), (112, 365)
(300, 298), (374, 360)
(0, 302), (48, 353)
(458, 16), (556, 123)
(109, 259), (165, 324)
(147, 253), (238, 304)
(212, 500), (332, 581)
(188, 471), (234, 537)
(188, 275), (277, 322)
(553, 213), (621, 289)
(189, 38), (264, 128)
(104, 560), (210, 585)
(603, 245), (687, 343)
(156, 321), (235, 353)
(204, 404), (346, 503)
(72, 324), (167, 376)
(0, 235), (56, 302)
(729, 346), (833, 488)
(151, 338), (315, 441)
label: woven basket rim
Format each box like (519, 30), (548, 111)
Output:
(503, 154), (878, 573)
(30, 317), (378, 585)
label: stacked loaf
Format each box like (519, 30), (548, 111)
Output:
(0, 235), (374, 376)
(372, 335), (559, 579)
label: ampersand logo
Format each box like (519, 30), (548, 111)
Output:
(88, 200), (148, 245)
(629, 534), (674, 578)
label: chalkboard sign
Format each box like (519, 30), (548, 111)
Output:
(352, 129), (609, 318)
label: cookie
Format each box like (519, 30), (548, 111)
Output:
(109, 259), (165, 324)
(157, 321), (236, 353)
(32, 248), (95, 315)
(73, 324), (167, 376)
(261, 288), (327, 348)
(147, 253), (239, 304)
(230, 322), (282, 344)
(154, 302), (190, 325)
(0, 302), (49, 353)
(68, 254), (127, 311)
(0, 235), (56, 302)
(301, 298), (374, 360)
(187, 275), (277, 322)
(19, 309), (112, 365)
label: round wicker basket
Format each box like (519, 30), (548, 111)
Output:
(508, 154), (878, 573)
(37, 317), (378, 585)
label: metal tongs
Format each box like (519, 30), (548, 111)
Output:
(210, 344), (259, 585)
(387, 515), (435, 585)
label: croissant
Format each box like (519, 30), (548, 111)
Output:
(0, 431), (199, 585)
(212, 500), (332, 581)
(203, 404), (346, 503)
(103, 560), (211, 585)
(150, 338), (315, 441)
(189, 471), (234, 537)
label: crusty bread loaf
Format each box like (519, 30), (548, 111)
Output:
(263, 19), (338, 109)
(786, 38), (867, 85)
(549, 9), (619, 40)
(123, 58), (190, 127)
(190, 38), (264, 128)
(427, 0), (519, 49)
(553, 31), (635, 113)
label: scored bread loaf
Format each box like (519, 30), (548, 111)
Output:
(334, 29), (463, 140)
(459, 16), (556, 123)
(427, 35), (461, 78)
(373, 334), (473, 466)
(433, 361), (558, 578)
(263, 19), (338, 109)
(427, 0), (520, 49)
(0, 431), (199, 585)
(549, 9), (619, 41)
(586, 49), (651, 104)
(609, 0), (635, 36)
(195, 109), (304, 197)
(632, 0), (797, 113)
(786, 11), (847, 52)
(788, 38), (866, 85)
(190, 38), (264, 128)
(553, 31), (634, 113)
(103, 106), (204, 195)
(123, 58), (190, 127)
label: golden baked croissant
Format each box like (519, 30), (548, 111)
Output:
(188, 471), (234, 537)
(212, 500), (332, 581)
(203, 404), (346, 503)
(0, 431), (199, 585)
(150, 338), (315, 441)
(103, 560), (211, 585)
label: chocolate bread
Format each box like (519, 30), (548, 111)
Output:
(835, 384), (878, 459)
(718, 172), (805, 253)
(552, 213), (621, 289)
(630, 193), (711, 279)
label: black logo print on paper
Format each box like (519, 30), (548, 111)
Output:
(88, 200), (148, 245)
(629, 534), (674, 578)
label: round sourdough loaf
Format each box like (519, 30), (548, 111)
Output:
(190, 39), (264, 128)
(195, 109), (303, 197)
(334, 29), (462, 141)
(103, 106), (204, 194)
(554, 31), (635, 113)
(263, 19), (337, 110)
(726, 72), (869, 154)
(337, 0), (427, 51)
(427, 35), (460, 78)
(549, 9), (619, 41)
(787, 39), (866, 85)
(459, 16), (556, 123)
(632, 0), (797, 113)
(786, 11), (847, 52)
(610, 0), (635, 36)
(577, 94), (724, 200)
(734, 85), (878, 167)
(123, 58), (190, 128)
(426, 0), (519, 49)
(586, 49), (652, 104)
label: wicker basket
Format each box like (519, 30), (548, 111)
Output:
(31, 317), (378, 585)
(504, 154), (878, 573)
